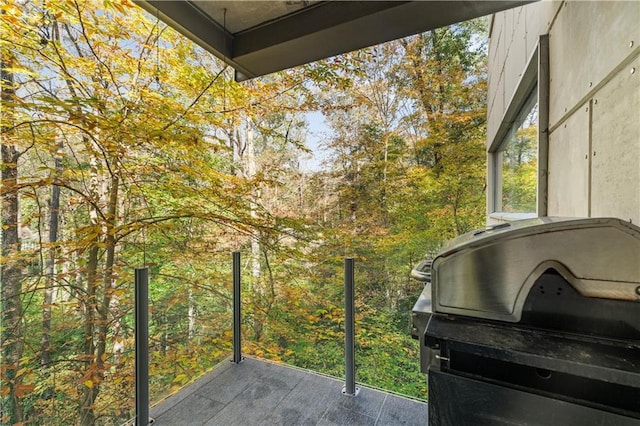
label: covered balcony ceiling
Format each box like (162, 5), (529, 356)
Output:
(135, 1), (533, 81)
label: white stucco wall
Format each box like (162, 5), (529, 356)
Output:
(487, 0), (640, 224)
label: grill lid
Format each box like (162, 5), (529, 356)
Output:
(429, 217), (640, 322)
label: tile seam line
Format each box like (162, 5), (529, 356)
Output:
(374, 394), (388, 425)
(340, 399), (379, 422)
(200, 375), (260, 426)
(265, 372), (306, 423)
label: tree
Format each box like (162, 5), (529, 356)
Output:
(1, 21), (26, 423)
(280, 21), (489, 397)
(1, 0), (312, 422)
(396, 21), (488, 236)
(2, 2), (493, 421)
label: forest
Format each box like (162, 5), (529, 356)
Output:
(0, 1), (535, 424)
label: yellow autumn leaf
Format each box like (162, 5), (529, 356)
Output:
(85, 380), (94, 388)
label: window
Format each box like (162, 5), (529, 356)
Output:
(499, 91), (538, 213)
(488, 35), (548, 220)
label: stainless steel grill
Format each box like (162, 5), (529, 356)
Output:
(411, 217), (640, 425)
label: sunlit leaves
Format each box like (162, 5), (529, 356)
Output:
(3, 0), (495, 420)
(2, 0), (315, 423)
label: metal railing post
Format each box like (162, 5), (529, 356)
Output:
(135, 268), (150, 425)
(232, 251), (243, 363)
(342, 258), (359, 396)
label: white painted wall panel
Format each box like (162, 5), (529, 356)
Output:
(504, 19), (528, 103)
(547, 105), (590, 217)
(488, 1), (639, 222)
(591, 54), (640, 224)
(524, 1), (561, 51)
(504, 8), (515, 57)
(487, 20), (503, 136)
(487, 19), (505, 146)
(548, 1), (640, 126)
(486, 1), (560, 146)
(488, 75), (505, 145)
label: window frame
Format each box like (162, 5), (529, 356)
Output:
(487, 34), (549, 221)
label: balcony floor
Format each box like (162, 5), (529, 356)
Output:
(149, 357), (428, 425)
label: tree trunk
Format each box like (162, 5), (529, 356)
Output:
(245, 120), (266, 341)
(42, 136), (63, 367)
(232, 117), (266, 341)
(81, 170), (119, 426)
(80, 242), (99, 426)
(1, 43), (25, 425)
(80, 153), (101, 426)
(42, 19), (64, 368)
(111, 192), (126, 364)
(246, 122), (261, 283)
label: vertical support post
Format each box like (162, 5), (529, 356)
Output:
(538, 34), (550, 217)
(342, 258), (359, 396)
(135, 268), (149, 426)
(232, 251), (243, 363)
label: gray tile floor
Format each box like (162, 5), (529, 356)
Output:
(149, 357), (428, 425)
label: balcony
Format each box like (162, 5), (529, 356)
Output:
(148, 357), (427, 425)
(125, 256), (426, 425)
